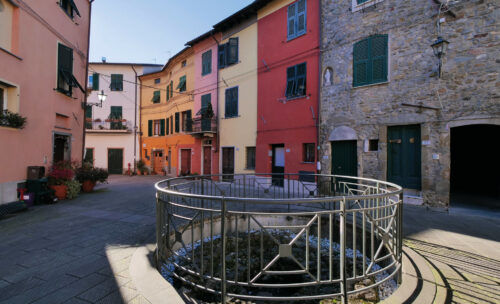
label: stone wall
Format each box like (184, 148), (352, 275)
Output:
(320, 0), (500, 207)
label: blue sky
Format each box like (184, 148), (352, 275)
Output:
(89, 0), (253, 64)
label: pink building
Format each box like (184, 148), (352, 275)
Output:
(0, 0), (92, 205)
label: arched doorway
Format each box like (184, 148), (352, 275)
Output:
(450, 124), (500, 209)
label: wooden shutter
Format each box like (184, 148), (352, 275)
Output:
(296, 63), (307, 96)
(160, 119), (165, 136)
(286, 66), (296, 97)
(201, 94), (211, 110)
(186, 110), (192, 132)
(287, 3), (297, 39)
(92, 73), (99, 90)
(57, 43), (73, 93)
(170, 115), (173, 133)
(371, 35), (388, 83)
(117, 74), (123, 91)
(85, 105), (92, 119)
(218, 44), (226, 68)
(202, 50), (212, 75)
(110, 106), (122, 119)
(228, 38), (238, 65)
(353, 38), (370, 86)
(175, 112), (180, 133)
(148, 120), (153, 137)
(297, 0), (306, 36)
(166, 118), (170, 135)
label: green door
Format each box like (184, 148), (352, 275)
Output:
(108, 149), (123, 174)
(387, 125), (421, 189)
(331, 141), (357, 193)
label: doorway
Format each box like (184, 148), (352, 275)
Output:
(152, 150), (164, 174)
(387, 125), (421, 189)
(222, 147), (234, 181)
(180, 149), (191, 176)
(203, 146), (212, 176)
(451, 124), (500, 209)
(331, 140), (357, 193)
(107, 149), (123, 174)
(272, 145), (285, 187)
(53, 134), (70, 163)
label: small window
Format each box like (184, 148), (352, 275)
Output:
(152, 90), (160, 103)
(225, 87), (238, 118)
(287, 0), (307, 40)
(153, 119), (165, 136)
(369, 139), (379, 151)
(59, 0), (80, 19)
(154, 78), (161, 84)
(286, 62), (307, 99)
(353, 35), (388, 87)
(303, 143), (315, 163)
(181, 60), (187, 68)
(177, 75), (186, 92)
(246, 147), (256, 169)
(202, 50), (212, 76)
(218, 38), (239, 68)
(110, 74), (123, 91)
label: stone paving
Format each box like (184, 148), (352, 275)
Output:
(0, 175), (499, 303)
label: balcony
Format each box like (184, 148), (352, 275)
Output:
(85, 120), (133, 133)
(186, 117), (217, 137)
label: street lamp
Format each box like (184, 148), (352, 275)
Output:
(431, 36), (449, 78)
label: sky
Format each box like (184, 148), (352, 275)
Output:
(89, 0), (253, 64)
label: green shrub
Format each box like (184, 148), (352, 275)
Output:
(65, 180), (81, 199)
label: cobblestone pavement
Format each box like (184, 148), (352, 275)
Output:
(0, 175), (166, 304)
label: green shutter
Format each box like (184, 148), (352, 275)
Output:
(111, 74), (123, 91)
(296, 63), (306, 96)
(175, 112), (180, 133)
(186, 110), (192, 132)
(286, 66), (296, 97)
(166, 85), (170, 101)
(170, 81), (173, 98)
(110, 106), (122, 119)
(160, 119), (165, 136)
(228, 38), (238, 65)
(92, 73), (99, 90)
(148, 120), (153, 137)
(202, 50), (212, 76)
(166, 118), (170, 135)
(85, 105), (92, 119)
(353, 38), (370, 86)
(152, 90), (160, 103)
(371, 35), (388, 83)
(353, 35), (388, 87)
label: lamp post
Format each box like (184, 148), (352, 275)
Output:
(431, 36), (449, 78)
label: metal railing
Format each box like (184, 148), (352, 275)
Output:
(155, 174), (403, 303)
(85, 120), (132, 132)
(186, 117), (217, 134)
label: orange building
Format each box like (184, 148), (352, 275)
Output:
(139, 48), (201, 176)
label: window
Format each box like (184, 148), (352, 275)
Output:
(84, 148), (94, 166)
(353, 35), (388, 87)
(166, 118), (170, 135)
(110, 74), (123, 91)
(109, 106), (122, 130)
(225, 87), (238, 118)
(57, 43), (83, 97)
(0, 82), (18, 113)
(352, 0), (384, 12)
(246, 147), (256, 169)
(287, 0), (307, 40)
(59, 0), (80, 19)
(85, 105), (92, 129)
(286, 62), (307, 99)
(181, 60), (187, 67)
(170, 115), (173, 134)
(177, 75), (186, 92)
(154, 78), (161, 84)
(175, 112), (180, 133)
(0, 0), (16, 53)
(166, 83), (170, 101)
(218, 38), (238, 68)
(152, 90), (160, 103)
(369, 139), (379, 151)
(303, 143), (315, 163)
(181, 110), (192, 132)
(152, 119), (165, 136)
(92, 73), (99, 90)
(202, 50), (212, 76)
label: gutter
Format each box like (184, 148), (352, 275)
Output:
(131, 65), (138, 173)
(82, 0), (94, 163)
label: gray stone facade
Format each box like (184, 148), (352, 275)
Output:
(319, 0), (500, 207)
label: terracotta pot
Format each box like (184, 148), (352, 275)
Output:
(50, 185), (67, 200)
(82, 180), (96, 193)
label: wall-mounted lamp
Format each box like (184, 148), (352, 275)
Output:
(86, 90), (107, 108)
(431, 36), (449, 78)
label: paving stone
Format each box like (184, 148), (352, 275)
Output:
(76, 278), (120, 303)
(0, 276), (45, 301)
(0, 280), (9, 289)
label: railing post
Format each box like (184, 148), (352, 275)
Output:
(155, 191), (161, 268)
(221, 198), (227, 303)
(398, 191), (404, 285)
(340, 197), (348, 304)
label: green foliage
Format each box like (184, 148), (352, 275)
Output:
(65, 180), (81, 199)
(0, 110), (27, 129)
(75, 163), (109, 183)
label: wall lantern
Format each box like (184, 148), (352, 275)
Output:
(431, 36), (449, 78)
(87, 90), (107, 108)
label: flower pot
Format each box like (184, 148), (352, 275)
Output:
(82, 180), (96, 193)
(50, 185), (67, 200)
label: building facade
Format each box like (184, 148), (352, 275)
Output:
(256, 0), (320, 184)
(85, 62), (161, 174)
(319, 0), (500, 207)
(0, 0), (91, 205)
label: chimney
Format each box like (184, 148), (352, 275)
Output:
(102, 57), (106, 63)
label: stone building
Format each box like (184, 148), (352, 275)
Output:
(319, 0), (499, 208)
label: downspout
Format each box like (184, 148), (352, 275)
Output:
(316, 0), (322, 175)
(82, 0), (94, 163)
(131, 65), (138, 173)
(138, 72), (143, 172)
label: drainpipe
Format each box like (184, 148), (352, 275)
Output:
(131, 65), (138, 173)
(211, 32), (220, 173)
(82, 0), (94, 163)
(317, 0), (322, 175)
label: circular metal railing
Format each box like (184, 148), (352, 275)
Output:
(155, 173), (403, 303)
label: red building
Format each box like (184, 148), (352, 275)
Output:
(256, 0), (320, 182)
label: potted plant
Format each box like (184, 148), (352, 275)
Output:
(75, 163), (109, 192)
(47, 161), (75, 199)
(136, 159), (146, 175)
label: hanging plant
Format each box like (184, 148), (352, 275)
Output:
(0, 110), (27, 129)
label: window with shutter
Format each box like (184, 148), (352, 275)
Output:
(287, 3), (296, 39)
(202, 50), (212, 76)
(186, 110), (192, 132)
(166, 84), (170, 101)
(218, 44), (226, 68)
(60, 0), (81, 18)
(175, 112), (180, 133)
(225, 87), (238, 118)
(170, 115), (173, 133)
(166, 118), (170, 135)
(152, 90), (161, 103)
(353, 35), (388, 87)
(92, 73), (99, 90)
(228, 38), (239, 65)
(177, 75), (186, 92)
(296, 0), (306, 36)
(148, 120), (153, 137)
(160, 119), (165, 136)
(286, 62), (307, 99)
(57, 43), (73, 96)
(287, 0), (307, 40)
(110, 74), (123, 91)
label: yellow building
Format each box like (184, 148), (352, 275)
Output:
(215, 12), (258, 177)
(139, 47), (197, 176)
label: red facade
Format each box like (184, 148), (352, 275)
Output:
(256, 0), (320, 176)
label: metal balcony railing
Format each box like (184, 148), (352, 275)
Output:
(185, 117), (217, 135)
(85, 120), (132, 132)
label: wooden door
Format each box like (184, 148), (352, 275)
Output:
(272, 145), (285, 187)
(203, 146), (212, 176)
(153, 150), (164, 174)
(387, 125), (421, 189)
(108, 149), (123, 174)
(331, 141), (357, 193)
(181, 149), (191, 175)
(222, 147), (234, 181)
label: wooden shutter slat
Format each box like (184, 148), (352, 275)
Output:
(287, 3), (297, 39)
(148, 120), (153, 137)
(160, 119), (165, 136)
